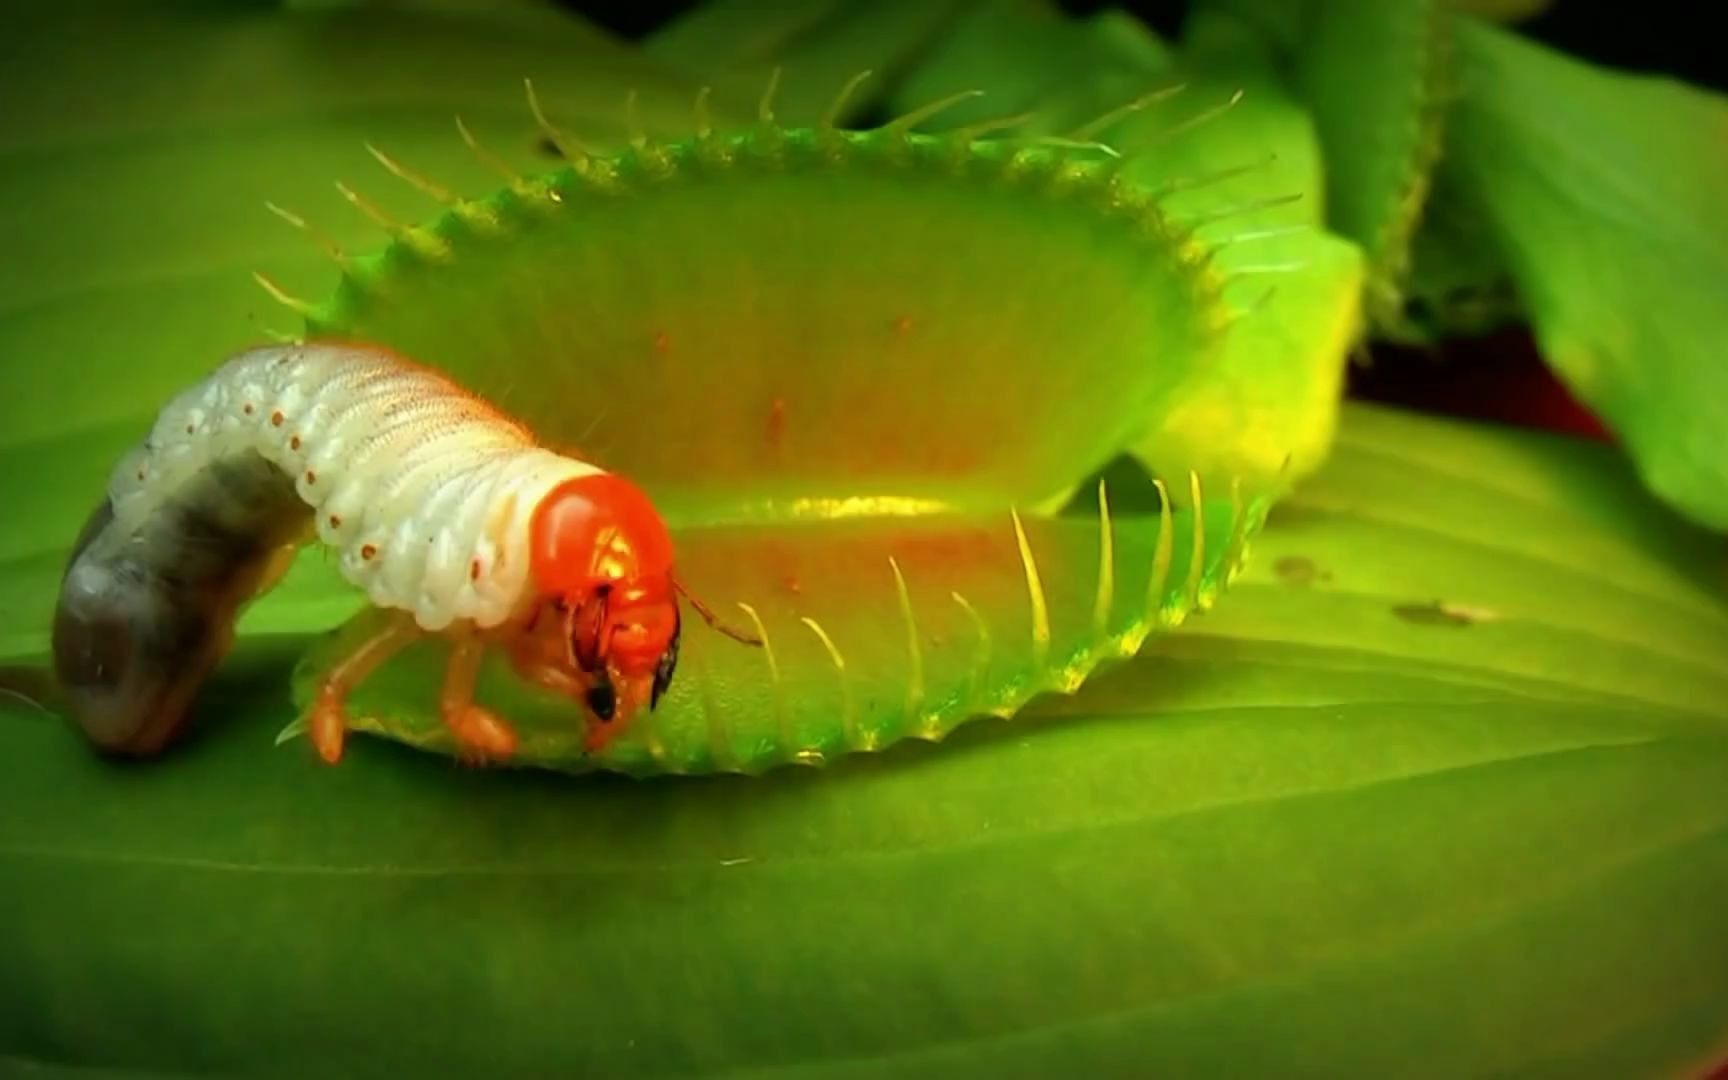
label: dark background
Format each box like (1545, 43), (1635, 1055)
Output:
(571, 1), (1725, 91)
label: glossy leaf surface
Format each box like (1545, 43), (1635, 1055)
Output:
(5, 405), (1726, 1076)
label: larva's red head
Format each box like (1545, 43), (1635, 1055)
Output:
(529, 474), (680, 726)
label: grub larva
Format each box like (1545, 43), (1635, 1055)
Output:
(51, 341), (756, 764)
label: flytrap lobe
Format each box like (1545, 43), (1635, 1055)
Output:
(257, 71), (1284, 776)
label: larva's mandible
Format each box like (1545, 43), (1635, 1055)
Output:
(52, 341), (752, 764)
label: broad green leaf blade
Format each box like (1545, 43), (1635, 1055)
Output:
(1439, 16), (1728, 531)
(285, 487), (1263, 775)
(4, 404), (1726, 1076)
(1288, 0), (1452, 330)
(1215, 403), (1728, 713)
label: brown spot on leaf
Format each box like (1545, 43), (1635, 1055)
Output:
(1274, 555), (1333, 586)
(1392, 601), (1499, 628)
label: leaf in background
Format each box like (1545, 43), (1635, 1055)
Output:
(883, 0), (1179, 132)
(1437, 15), (1728, 531)
(1400, 164), (1523, 339)
(5, 403), (1726, 1075)
(1286, 0), (1452, 331)
(642, 0), (982, 126)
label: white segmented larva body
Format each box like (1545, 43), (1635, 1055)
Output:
(108, 342), (602, 631)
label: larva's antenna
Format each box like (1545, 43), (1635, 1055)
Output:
(673, 577), (763, 647)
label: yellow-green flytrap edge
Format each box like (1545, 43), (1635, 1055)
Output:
(265, 73), (1282, 776)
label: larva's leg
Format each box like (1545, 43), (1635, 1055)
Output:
(440, 631), (518, 763)
(504, 635), (584, 697)
(309, 611), (422, 764)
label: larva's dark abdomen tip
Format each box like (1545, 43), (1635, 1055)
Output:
(51, 501), (217, 756)
(51, 603), (182, 756)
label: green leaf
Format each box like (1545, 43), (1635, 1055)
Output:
(643, 0), (982, 125)
(1287, 0), (1452, 330)
(1436, 16), (1728, 531)
(1401, 164), (1523, 339)
(884, 0), (1179, 133)
(5, 403), (1726, 1075)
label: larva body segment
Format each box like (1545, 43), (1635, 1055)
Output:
(54, 342), (605, 754)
